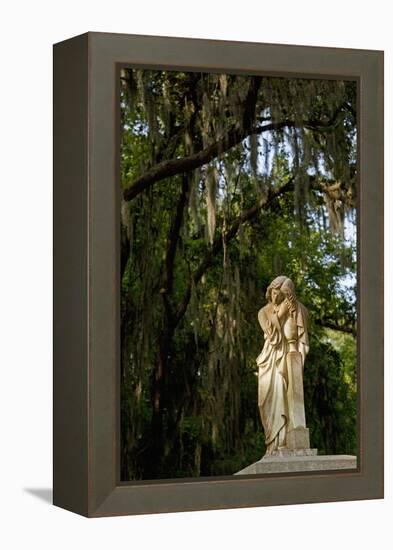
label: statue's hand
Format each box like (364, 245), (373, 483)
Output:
(284, 296), (296, 317)
(277, 300), (289, 321)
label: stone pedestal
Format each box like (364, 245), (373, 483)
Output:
(287, 427), (310, 449)
(285, 351), (313, 452)
(267, 448), (317, 457)
(234, 454), (357, 475)
(287, 351), (306, 429)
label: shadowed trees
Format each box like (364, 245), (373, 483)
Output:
(120, 69), (357, 480)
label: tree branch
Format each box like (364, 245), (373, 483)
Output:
(123, 120), (289, 202)
(316, 318), (356, 336)
(173, 173), (354, 328)
(123, 75), (262, 203)
(123, 102), (348, 203)
(174, 178), (295, 325)
(159, 173), (190, 319)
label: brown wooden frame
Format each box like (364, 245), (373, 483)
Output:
(53, 32), (384, 517)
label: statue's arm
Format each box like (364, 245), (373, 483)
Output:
(297, 302), (310, 355)
(297, 302), (309, 333)
(258, 307), (269, 334)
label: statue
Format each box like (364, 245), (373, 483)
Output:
(257, 276), (312, 456)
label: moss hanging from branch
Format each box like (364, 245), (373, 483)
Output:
(119, 68), (358, 480)
(206, 165), (218, 245)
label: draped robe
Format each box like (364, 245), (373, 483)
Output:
(256, 301), (309, 454)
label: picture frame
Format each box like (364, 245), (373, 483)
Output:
(53, 32), (383, 517)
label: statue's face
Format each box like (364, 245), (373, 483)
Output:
(271, 288), (284, 305)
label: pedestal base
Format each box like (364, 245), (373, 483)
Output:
(286, 427), (311, 449)
(234, 455), (357, 475)
(267, 448), (317, 457)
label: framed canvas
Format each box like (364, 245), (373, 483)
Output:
(53, 32), (383, 517)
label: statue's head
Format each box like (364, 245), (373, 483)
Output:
(266, 276), (296, 304)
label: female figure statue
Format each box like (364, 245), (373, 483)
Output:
(257, 276), (309, 456)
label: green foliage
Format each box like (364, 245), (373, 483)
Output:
(304, 333), (357, 455)
(120, 68), (357, 480)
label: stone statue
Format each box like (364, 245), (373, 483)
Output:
(257, 276), (312, 456)
(234, 279), (357, 473)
